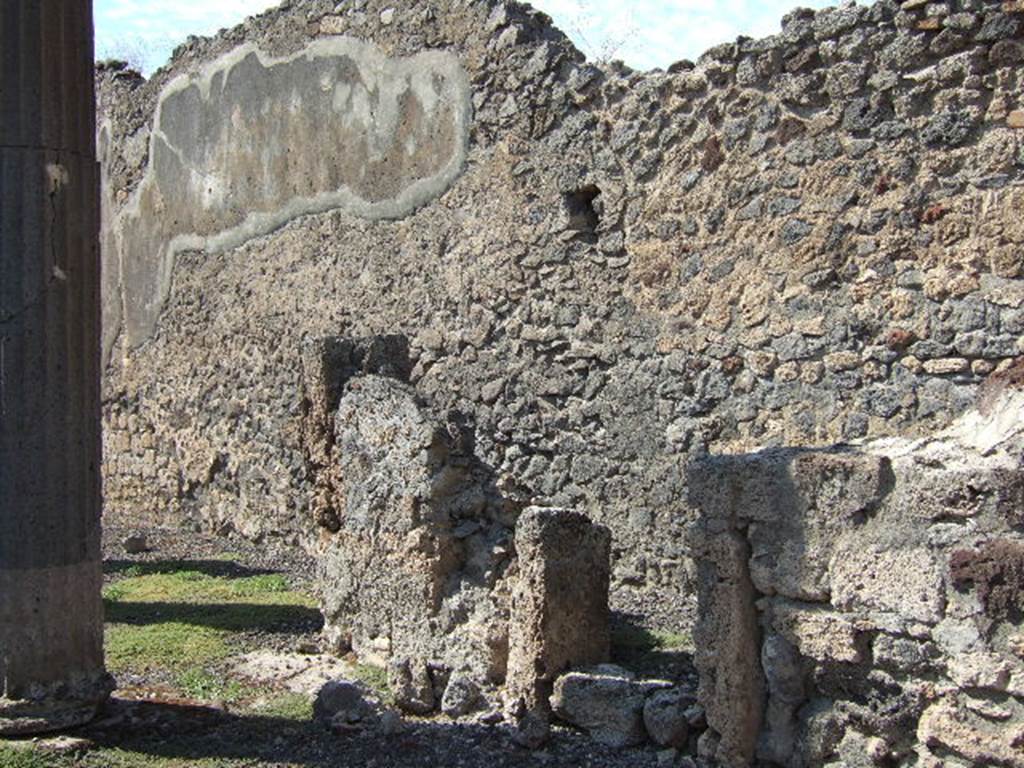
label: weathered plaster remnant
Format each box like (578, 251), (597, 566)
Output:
(114, 37), (472, 348)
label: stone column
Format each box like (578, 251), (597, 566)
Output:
(505, 507), (611, 715)
(0, 0), (112, 735)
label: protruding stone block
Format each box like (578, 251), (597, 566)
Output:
(688, 528), (765, 768)
(505, 507), (611, 714)
(550, 666), (667, 748)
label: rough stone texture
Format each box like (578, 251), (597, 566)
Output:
(316, 372), (513, 685)
(97, 0), (1024, 636)
(505, 507), (611, 714)
(0, 0), (113, 735)
(549, 667), (668, 748)
(387, 657), (436, 716)
(643, 687), (694, 749)
(440, 673), (483, 718)
(97, 0), (1024, 694)
(313, 680), (374, 726)
(687, 528), (764, 767)
(917, 698), (1024, 768)
(950, 538), (1024, 623)
(687, 389), (1024, 768)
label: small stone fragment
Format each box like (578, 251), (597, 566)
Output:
(644, 688), (693, 748)
(314, 680), (371, 727)
(122, 534), (149, 554)
(511, 709), (550, 750)
(441, 673), (483, 718)
(387, 657), (435, 715)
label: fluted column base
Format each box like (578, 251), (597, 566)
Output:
(0, 562), (113, 736)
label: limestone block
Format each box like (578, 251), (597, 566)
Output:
(549, 667), (667, 748)
(769, 601), (865, 664)
(690, 529), (764, 768)
(946, 652), (1012, 691)
(830, 545), (945, 624)
(318, 375), (505, 681)
(918, 698), (1024, 768)
(692, 450), (892, 601)
(505, 508), (611, 713)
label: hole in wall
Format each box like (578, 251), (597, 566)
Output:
(563, 184), (602, 235)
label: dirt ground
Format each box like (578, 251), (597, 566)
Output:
(1, 526), (696, 768)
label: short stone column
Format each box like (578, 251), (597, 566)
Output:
(505, 507), (611, 714)
(0, 0), (112, 734)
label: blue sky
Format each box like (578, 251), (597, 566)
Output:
(95, 0), (837, 74)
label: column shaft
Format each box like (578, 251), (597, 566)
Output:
(0, 0), (111, 735)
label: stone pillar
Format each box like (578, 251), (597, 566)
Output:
(505, 507), (611, 714)
(0, 0), (112, 735)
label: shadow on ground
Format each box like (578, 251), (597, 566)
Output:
(59, 696), (660, 768)
(105, 559), (279, 580)
(610, 611), (695, 681)
(103, 600), (322, 634)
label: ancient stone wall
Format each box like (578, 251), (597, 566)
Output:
(98, 0), (1024, 632)
(687, 384), (1024, 767)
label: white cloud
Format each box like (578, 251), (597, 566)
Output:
(95, 0), (278, 72)
(530, 0), (839, 69)
(94, 0), (840, 74)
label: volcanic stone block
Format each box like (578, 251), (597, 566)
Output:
(830, 545), (945, 624)
(550, 667), (668, 748)
(688, 450), (893, 601)
(505, 508), (611, 714)
(688, 528), (765, 768)
(317, 374), (512, 684)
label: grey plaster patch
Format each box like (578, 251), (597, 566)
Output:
(116, 37), (472, 348)
(97, 121), (123, 367)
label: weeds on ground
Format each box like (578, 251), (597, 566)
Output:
(610, 624), (694, 678)
(0, 744), (63, 768)
(350, 663), (392, 704)
(103, 565), (318, 696)
(247, 692), (314, 721)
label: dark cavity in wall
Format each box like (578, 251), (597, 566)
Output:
(564, 185), (602, 237)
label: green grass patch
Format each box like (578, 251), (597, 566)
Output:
(350, 663), (391, 703)
(611, 625), (694, 676)
(246, 692), (313, 721)
(174, 668), (249, 703)
(103, 569), (312, 609)
(79, 747), (236, 767)
(0, 744), (63, 768)
(612, 626), (693, 653)
(228, 574), (291, 597)
(102, 563), (318, 700)
(105, 622), (229, 674)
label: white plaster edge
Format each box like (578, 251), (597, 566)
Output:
(115, 35), (473, 348)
